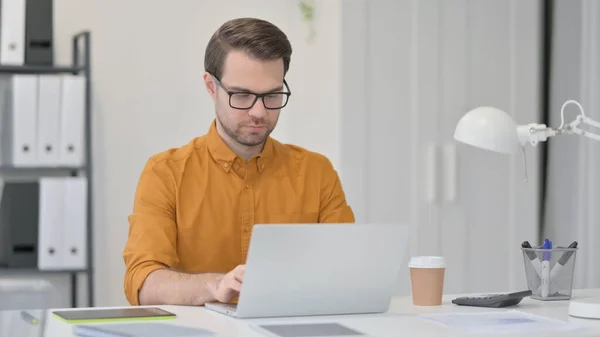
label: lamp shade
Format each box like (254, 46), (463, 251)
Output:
(453, 106), (520, 155)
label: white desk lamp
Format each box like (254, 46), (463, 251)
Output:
(453, 99), (600, 319)
(454, 99), (600, 153)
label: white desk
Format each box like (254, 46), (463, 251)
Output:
(13, 289), (600, 337)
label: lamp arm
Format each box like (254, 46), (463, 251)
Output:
(518, 99), (600, 145)
(513, 100), (597, 184)
(565, 115), (600, 141)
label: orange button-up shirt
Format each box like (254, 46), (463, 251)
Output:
(123, 121), (355, 305)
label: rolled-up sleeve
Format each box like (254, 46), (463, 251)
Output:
(123, 158), (179, 305)
(317, 156), (355, 224)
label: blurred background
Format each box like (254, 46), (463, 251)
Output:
(0, 0), (599, 309)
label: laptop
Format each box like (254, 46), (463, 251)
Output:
(204, 223), (409, 318)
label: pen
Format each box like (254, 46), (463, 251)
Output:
(549, 241), (578, 281)
(20, 311), (38, 325)
(522, 241), (542, 278)
(541, 238), (552, 298)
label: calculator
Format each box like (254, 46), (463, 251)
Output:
(451, 290), (533, 308)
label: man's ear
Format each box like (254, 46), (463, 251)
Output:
(203, 72), (217, 99)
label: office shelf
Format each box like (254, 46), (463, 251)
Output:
(0, 267), (88, 275)
(0, 31), (94, 309)
(0, 166), (84, 175)
(0, 65), (84, 74)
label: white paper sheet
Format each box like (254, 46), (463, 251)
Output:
(419, 310), (581, 334)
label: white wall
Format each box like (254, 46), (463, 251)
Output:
(42, 0), (544, 307)
(342, 0), (542, 295)
(53, 0), (344, 306)
(545, 0), (600, 289)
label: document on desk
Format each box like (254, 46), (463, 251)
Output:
(419, 310), (581, 334)
(254, 323), (365, 337)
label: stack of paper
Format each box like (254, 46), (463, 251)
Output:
(420, 310), (581, 335)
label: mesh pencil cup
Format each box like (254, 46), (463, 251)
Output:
(521, 246), (578, 301)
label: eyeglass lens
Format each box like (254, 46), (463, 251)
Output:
(230, 93), (288, 109)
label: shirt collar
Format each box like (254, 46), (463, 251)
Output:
(206, 120), (274, 173)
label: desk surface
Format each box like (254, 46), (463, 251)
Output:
(8, 289), (600, 337)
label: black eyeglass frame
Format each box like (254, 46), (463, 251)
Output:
(209, 73), (292, 110)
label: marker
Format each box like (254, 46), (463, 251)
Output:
(550, 241), (578, 281)
(521, 241), (542, 278)
(20, 311), (38, 325)
(541, 238), (552, 298)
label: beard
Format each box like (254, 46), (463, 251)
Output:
(216, 112), (274, 147)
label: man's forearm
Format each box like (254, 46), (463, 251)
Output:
(138, 268), (223, 306)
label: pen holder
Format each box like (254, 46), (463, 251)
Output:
(521, 246), (578, 301)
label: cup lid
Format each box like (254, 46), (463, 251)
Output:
(409, 256), (446, 268)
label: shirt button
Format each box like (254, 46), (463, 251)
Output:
(223, 163), (230, 168)
(245, 184), (250, 189)
(245, 225), (251, 232)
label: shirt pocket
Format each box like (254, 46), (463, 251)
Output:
(265, 211), (319, 224)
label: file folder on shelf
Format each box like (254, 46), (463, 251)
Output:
(58, 75), (86, 167)
(38, 177), (88, 270)
(0, 181), (39, 268)
(0, 0), (26, 65)
(24, 0), (54, 65)
(37, 178), (64, 270)
(36, 75), (61, 166)
(61, 177), (87, 270)
(0, 74), (39, 167)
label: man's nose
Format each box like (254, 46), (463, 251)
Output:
(248, 98), (267, 118)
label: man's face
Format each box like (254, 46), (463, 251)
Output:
(206, 50), (286, 147)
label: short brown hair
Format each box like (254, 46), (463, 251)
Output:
(204, 18), (292, 79)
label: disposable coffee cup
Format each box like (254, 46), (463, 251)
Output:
(409, 256), (446, 306)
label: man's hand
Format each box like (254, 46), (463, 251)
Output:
(138, 266), (247, 306)
(212, 264), (245, 303)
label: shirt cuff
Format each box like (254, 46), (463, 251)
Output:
(125, 262), (166, 306)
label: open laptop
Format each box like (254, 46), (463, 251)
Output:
(204, 223), (409, 318)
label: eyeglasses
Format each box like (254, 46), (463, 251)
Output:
(211, 74), (291, 110)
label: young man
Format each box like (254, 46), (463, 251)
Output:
(122, 17), (354, 306)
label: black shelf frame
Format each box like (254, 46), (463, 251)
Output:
(0, 65), (84, 74)
(0, 31), (93, 308)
